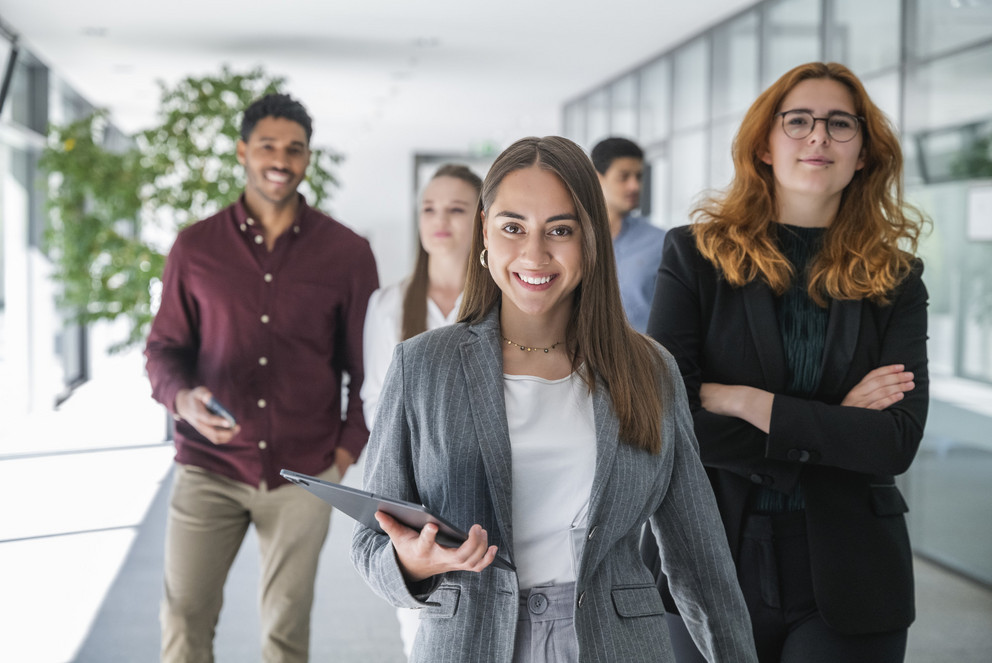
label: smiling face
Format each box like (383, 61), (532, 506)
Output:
(482, 165), (583, 329)
(237, 116), (311, 209)
(761, 78), (865, 222)
(419, 175), (477, 262)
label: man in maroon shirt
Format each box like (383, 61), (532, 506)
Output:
(145, 93), (378, 662)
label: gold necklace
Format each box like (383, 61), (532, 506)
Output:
(500, 334), (562, 354)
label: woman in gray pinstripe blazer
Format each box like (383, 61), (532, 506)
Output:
(351, 136), (758, 663)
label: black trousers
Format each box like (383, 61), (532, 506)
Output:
(659, 512), (908, 663)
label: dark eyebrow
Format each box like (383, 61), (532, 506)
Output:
(781, 107), (855, 116)
(494, 210), (578, 223)
(256, 137), (308, 148)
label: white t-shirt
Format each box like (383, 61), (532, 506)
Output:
(504, 370), (597, 590)
(361, 279), (462, 427)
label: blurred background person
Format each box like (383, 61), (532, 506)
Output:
(646, 62), (929, 663)
(591, 137), (666, 333)
(145, 93), (379, 663)
(360, 163), (482, 656)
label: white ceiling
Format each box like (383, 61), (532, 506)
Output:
(0, 0), (753, 281)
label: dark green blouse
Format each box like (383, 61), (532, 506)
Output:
(750, 223), (828, 514)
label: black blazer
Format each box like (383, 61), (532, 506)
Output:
(647, 225), (929, 635)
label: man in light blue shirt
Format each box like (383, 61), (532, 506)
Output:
(592, 137), (666, 333)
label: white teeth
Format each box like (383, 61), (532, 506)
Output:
(519, 274), (552, 285)
(266, 171), (290, 183)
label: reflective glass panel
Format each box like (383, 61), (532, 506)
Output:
(709, 117), (740, 191)
(639, 57), (671, 144)
(610, 73), (638, 139)
(907, 43), (992, 133)
(862, 72), (901, 131)
(830, 0), (900, 74)
(563, 101), (586, 144)
(763, 0), (823, 87)
(712, 11), (760, 119)
(915, 0), (992, 59)
(646, 151), (670, 228)
(670, 130), (707, 226)
(906, 180), (992, 585)
(673, 37), (709, 132)
(586, 89), (610, 147)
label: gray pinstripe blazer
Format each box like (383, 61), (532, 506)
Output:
(351, 307), (757, 662)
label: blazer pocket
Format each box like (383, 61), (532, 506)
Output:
(871, 484), (909, 517)
(422, 585), (461, 619)
(611, 584), (666, 618)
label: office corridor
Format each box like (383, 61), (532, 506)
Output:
(1, 351), (990, 662)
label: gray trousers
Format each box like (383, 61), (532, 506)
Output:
(513, 583), (579, 663)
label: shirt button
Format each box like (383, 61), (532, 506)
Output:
(254, 235), (264, 245)
(587, 526), (598, 540)
(258, 440), (267, 450)
(260, 314), (270, 324)
(258, 357), (268, 366)
(577, 592), (586, 608)
(257, 399), (267, 408)
(239, 224), (246, 232)
(264, 273), (273, 283)
(293, 225), (300, 233)
(246, 218), (255, 225)
(750, 473), (764, 485)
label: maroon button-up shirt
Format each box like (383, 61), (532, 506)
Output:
(145, 194), (379, 488)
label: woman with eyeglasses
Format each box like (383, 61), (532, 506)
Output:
(645, 62), (930, 662)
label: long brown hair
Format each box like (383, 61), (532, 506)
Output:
(693, 62), (928, 305)
(459, 136), (666, 454)
(401, 164), (482, 340)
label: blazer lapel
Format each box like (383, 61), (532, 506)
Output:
(461, 310), (515, 558)
(585, 378), (620, 540)
(816, 298), (862, 395)
(742, 280), (788, 389)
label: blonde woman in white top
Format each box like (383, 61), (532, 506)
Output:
(360, 163), (482, 655)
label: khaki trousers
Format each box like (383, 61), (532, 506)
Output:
(160, 463), (339, 663)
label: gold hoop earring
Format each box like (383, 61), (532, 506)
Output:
(479, 248), (488, 268)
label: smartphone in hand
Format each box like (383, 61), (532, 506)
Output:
(206, 396), (237, 428)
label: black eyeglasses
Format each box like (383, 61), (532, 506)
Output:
(774, 110), (864, 143)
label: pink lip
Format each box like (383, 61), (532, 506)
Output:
(801, 156), (833, 166)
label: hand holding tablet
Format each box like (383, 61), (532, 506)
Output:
(280, 469), (515, 572)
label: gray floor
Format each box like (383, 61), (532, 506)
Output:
(71, 463), (406, 663)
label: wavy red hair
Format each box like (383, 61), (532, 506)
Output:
(693, 62), (928, 305)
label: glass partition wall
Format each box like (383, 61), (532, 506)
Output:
(1, 40), (96, 421)
(562, 0), (992, 586)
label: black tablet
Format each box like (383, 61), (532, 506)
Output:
(280, 469), (515, 571)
